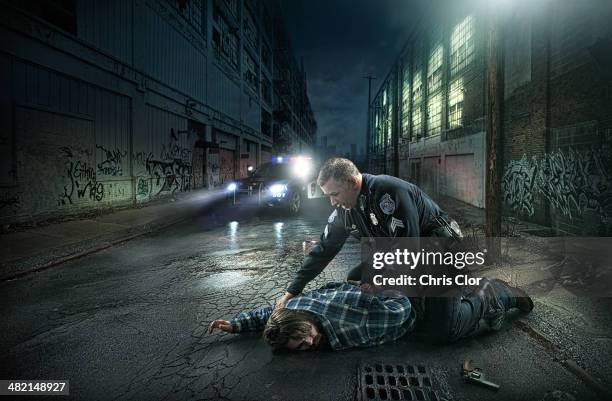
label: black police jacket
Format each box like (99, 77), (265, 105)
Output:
(287, 174), (447, 295)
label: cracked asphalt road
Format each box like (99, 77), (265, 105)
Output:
(0, 202), (608, 401)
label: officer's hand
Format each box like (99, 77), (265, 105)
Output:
(208, 319), (233, 334)
(360, 283), (375, 294)
(275, 292), (295, 309)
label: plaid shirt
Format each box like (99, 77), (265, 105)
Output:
(229, 282), (415, 351)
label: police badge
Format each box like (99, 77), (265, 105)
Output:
(379, 193), (396, 215)
(328, 209), (338, 223)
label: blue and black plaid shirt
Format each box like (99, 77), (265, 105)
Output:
(229, 282), (415, 351)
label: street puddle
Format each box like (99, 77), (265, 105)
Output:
(201, 271), (251, 289)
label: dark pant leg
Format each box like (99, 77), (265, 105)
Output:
(417, 287), (483, 343)
(417, 280), (517, 343)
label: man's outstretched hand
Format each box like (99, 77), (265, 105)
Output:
(275, 292), (295, 309)
(208, 320), (233, 334)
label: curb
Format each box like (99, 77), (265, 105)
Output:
(515, 317), (611, 400)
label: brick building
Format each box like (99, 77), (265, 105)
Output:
(0, 0), (316, 225)
(367, 0), (611, 235)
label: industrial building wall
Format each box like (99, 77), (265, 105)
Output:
(0, 0), (283, 225)
(502, 0), (612, 235)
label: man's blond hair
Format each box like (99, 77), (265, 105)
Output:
(317, 157), (360, 187)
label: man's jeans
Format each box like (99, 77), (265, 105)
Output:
(413, 280), (516, 343)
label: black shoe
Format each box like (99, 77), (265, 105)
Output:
(479, 279), (506, 330)
(511, 285), (534, 313)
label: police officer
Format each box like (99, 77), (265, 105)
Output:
(275, 158), (533, 342)
(276, 157), (463, 307)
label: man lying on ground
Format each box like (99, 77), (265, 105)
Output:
(208, 279), (533, 351)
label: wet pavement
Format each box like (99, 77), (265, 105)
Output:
(0, 200), (609, 401)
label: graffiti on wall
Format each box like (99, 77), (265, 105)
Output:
(134, 128), (194, 198)
(502, 148), (612, 220)
(96, 145), (127, 176)
(0, 191), (21, 214)
(136, 177), (150, 197)
(57, 146), (104, 205)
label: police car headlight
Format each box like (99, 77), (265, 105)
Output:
(226, 182), (237, 192)
(291, 157), (313, 180)
(269, 184), (287, 197)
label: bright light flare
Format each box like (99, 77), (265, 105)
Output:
(291, 157), (313, 179)
(269, 184), (287, 197)
(226, 182), (237, 192)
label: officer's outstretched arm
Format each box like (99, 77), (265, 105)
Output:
(286, 209), (349, 295)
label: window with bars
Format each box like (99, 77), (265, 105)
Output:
(427, 44), (443, 94)
(448, 78), (464, 129)
(243, 7), (258, 50)
(171, 0), (204, 34)
(243, 50), (259, 92)
(401, 61), (411, 138)
(212, 7), (239, 69)
(262, 42), (272, 71)
(412, 69), (423, 139)
(427, 93), (442, 135)
(450, 15), (474, 76)
(224, 0), (239, 19)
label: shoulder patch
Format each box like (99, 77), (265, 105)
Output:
(379, 193), (396, 215)
(328, 209), (338, 223)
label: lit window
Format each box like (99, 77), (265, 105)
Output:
(450, 16), (474, 76)
(427, 44), (443, 93)
(448, 79), (464, 129)
(427, 93), (442, 136)
(412, 69), (423, 139)
(401, 62), (410, 138)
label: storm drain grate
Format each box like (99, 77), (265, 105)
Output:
(358, 362), (444, 401)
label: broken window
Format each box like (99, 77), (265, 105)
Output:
(401, 60), (411, 138)
(223, 0), (239, 19)
(450, 15), (474, 76)
(243, 50), (259, 92)
(262, 41), (272, 72)
(9, 0), (77, 34)
(212, 6), (239, 69)
(171, 0), (204, 35)
(261, 109), (271, 136)
(243, 7), (258, 50)
(261, 76), (272, 105)
(448, 78), (464, 129)
(427, 93), (442, 135)
(412, 69), (423, 139)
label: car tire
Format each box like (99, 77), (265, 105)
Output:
(288, 191), (302, 215)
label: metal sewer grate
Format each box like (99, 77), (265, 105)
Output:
(358, 362), (444, 401)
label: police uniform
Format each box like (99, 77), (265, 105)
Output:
(286, 174), (462, 296)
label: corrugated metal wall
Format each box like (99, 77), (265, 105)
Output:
(78, 0), (134, 64)
(207, 63), (240, 120)
(140, 2), (207, 102)
(6, 60), (133, 220)
(135, 105), (196, 202)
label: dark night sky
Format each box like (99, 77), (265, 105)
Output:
(281, 0), (424, 156)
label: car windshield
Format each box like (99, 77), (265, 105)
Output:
(253, 163), (291, 179)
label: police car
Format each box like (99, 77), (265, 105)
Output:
(225, 156), (322, 214)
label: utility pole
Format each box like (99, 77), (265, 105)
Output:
(486, 6), (504, 263)
(364, 75), (376, 170)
